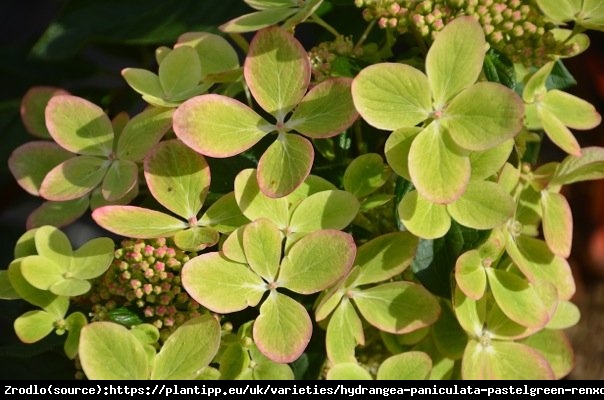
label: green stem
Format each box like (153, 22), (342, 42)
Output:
(228, 33), (249, 54)
(354, 19), (376, 52)
(310, 13), (339, 37)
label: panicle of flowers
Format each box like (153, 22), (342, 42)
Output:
(308, 35), (364, 82)
(81, 237), (203, 338)
(355, 0), (577, 67)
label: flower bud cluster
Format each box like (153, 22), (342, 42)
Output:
(82, 237), (202, 337)
(355, 0), (576, 66)
(309, 35), (364, 82)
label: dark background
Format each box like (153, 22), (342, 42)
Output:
(0, 0), (603, 380)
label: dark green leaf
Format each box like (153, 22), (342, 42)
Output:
(483, 48), (516, 90)
(107, 307), (143, 327)
(546, 60), (577, 92)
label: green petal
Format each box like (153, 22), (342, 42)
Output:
(219, 8), (298, 33)
(353, 281), (441, 334)
(176, 32), (240, 78)
(158, 46), (201, 100)
(79, 322), (151, 380)
(121, 68), (164, 100)
(384, 127), (421, 181)
(116, 106), (174, 162)
(351, 63), (431, 130)
(91, 205), (187, 238)
(426, 16), (485, 107)
(520, 329), (575, 380)
(8, 141), (73, 196)
(233, 168), (289, 227)
(14, 310), (57, 343)
(278, 230), (356, 294)
(551, 146), (604, 185)
(461, 339), (555, 379)
(326, 363), (373, 380)
(326, 299), (364, 364)
(173, 94), (270, 158)
(377, 351), (432, 380)
(536, 0), (578, 23)
(288, 190), (359, 233)
(173, 226), (219, 252)
(352, 232), (418, 287)
(542, 90), (601, 130)
(454, 249), (487, 300)
(409, 124), (471, 204)
(288, 77), (358, 138)
(343, 153), (391, 198)
(20, 86), (69, 139)
(198, 191), (250, 233)
(144, 139), (210, 220)
(70, 237), (114, 280)
(40, 156), (107, 201)
(469, 139), (514, 181)
(152, 315), (221, 380)
(19, 255), (64, 291)
(447, 180), (514, 230)
(181, 252), (266, 313)
(253, 291), (312, 363)
(243, 218), (283, 281)
(27, 198), (89, 229)
(45, 95), (114, 156)
(541, 191), (573, 258)
(244, 26), (310, 119)
(398, 190), (451, 240)
(257, 134), (313, 198)
(442, 82), (524, 151)
(101, 159), (138, 202)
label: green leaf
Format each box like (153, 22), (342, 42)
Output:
(326, 363), (373, 380)
(253, 291), (312, 363)
(551, 146), (604, 185)
(482, 48), (516, 89)
(520, 329), (574, 380)
(353, 281), (440, 334)
(219, 8), (298, 33)
(326, 299), (363, 364)
(279, 230), (355, 294)
(233, 168), (289, 227)
(20, 86), (70, 138)
(398, 190), (451, 240)
(447, 180), (514, 230)
(443, 82), (524, 152)
(243, 218), (283, 281)
(426, 16), (485, 107)
(288, 190), (359, 233)
(101, 160), (138, 202)
(14, 310), (57, 343)
(257, 133), (314, 198)
(541, 191), (573, 258)
(8, 142), (73, 196)
(116, 106), (174, 161)
(217, 342), (250, 380)
(377, 351), (432, 380)
(152, 315), (221, 380)
(245, 0), (299, 10)
(245, 26), (310, 118)
(408, 123), (471, 204)
(288, 77), (358, 138)
(352, 232), (418, 286)
(199, 192), (250, 233)
(461, 339), (555, 379)
(79, 322), (151, 380)
(343, 153), (389, 198)
(181, 252), (266, 313)
(158, 46), (202, 100)
(485, 268), (549, 329)
(40, 156), (107, 201)
(144, 139), (210, 219)
(45, 95), (114, 156)
(91, 205), (187, 238)
(454, 250), (487, 300)
(351, 63), (431, 130)
(173, 94), (270, 158)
